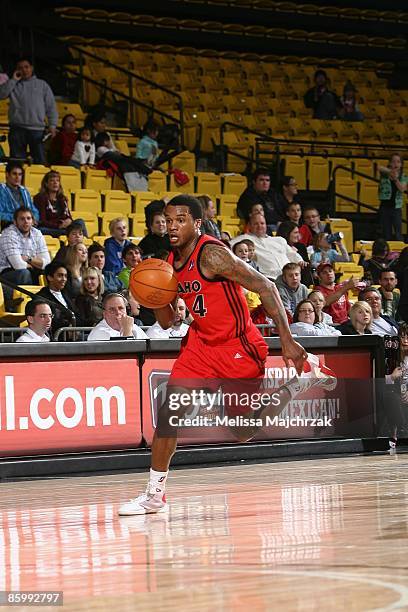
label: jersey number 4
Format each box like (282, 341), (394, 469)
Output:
(192, 294), (207, 317)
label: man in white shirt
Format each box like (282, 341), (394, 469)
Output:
(0, 207), (50, 310)
(16, 299), (52, 343)
(146, 298), (190, 339)
(230, 213), (302, 279)
(87, 293), (148, 341)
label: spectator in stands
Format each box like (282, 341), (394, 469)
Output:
(34, 170), (87, 238)
(95, 132), (148, 192)
(392, 247), (408, 322)
(339, 81), (364, 122)
(87, 292), (147, 341)
(359, 287), (399, 336)
(276, 220), (313, 286)
(38, 261), (77, 337)
(290, 299), (340, 337)
(0, 63), (9, 86)
(0, 58), (58, 164)
(138, 211), (171, 259)
(299, 206), (330, 246)
(315, 262), (358, 325)
(230, 213), (302, 280)
(88, 242), (124, 293)
(146, 297), (189, 339)
(69, 126), (95, 168)
(120, 289), (144, 327)
(310, 232), (350, 267)
(103, 217), (131, 274)
(86, 110), (117, 150)
(53, 221), (84, 263)
(197, 195), (221, 239)
(237, 170), (284, 228)
(379, 270), (400, 319)
(303, 69), (340, 120)
(65, 243), (88, 299)
(338, 301), (373, 335)
(75, 267), (104, 327)
(308, 290), (339, 332)
(275, 262), (308, 316)
(50, 114), (77, 165)
(117, 244), (142, 289)
(284, 202), (313, 246)
(16, 299), (52, 343)
(0, 207), (50, 310)
(135, 119), (160, 168)
(232, 239), (260, 272)
(361, 238), (395, 284)
(378, 154), (407, 241)
(0, 161), (39, 225)
(276, 176), (300, 216)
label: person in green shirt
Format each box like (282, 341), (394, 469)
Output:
(117, 243), (142, 288)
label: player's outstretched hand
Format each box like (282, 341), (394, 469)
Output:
(282, 338), (307, 376)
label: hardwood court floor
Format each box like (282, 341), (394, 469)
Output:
(1, 453), (408, 611)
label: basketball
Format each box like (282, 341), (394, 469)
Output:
(129, 258), (178, 309)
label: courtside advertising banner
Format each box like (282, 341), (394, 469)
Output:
(142, 349), (375, 445)
(0, 359), (142, 456)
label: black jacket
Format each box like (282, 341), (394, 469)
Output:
(237, 186), (286, 224)
(37, 286), (78, 337)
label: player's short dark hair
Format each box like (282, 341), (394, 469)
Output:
(25, 299), (52, 318)
(13, 206), (32, 221)
(379, 268), (395, 278)
(44, 261), (68, 278)
(314, 69), (327, 80)
(166, 194), (203, 220)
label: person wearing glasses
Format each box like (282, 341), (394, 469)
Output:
(16, 299), (52, 343)
(87, 293), (147, 341)
(290, 299), (341, 337)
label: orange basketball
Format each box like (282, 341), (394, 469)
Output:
(129, 258), (178, 309)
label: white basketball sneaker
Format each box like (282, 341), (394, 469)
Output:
(285, 352), (337, 398)
(118, 488), (168, 516)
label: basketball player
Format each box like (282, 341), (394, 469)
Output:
(119, 195), (336, 515)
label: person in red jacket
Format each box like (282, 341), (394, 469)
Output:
(314, 262), (359, 324)
(49, 114), (77, 164)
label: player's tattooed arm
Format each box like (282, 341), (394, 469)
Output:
(201, 244), (291, 338)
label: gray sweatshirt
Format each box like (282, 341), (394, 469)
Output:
(0, 75), (58, 130)
(275, 275), (308, 315)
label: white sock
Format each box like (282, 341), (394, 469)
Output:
(149, 468), (168, 494)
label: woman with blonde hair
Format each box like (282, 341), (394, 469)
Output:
(75, 267), (104, 327)
(65, 242), (88, 299)
(338, 301), (372, 335)
(196, 194), (221, 239)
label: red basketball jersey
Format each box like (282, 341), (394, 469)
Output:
(168, 234), (258, 344)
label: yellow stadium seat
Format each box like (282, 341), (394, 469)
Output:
(353, 158), (375, 178)
(114, 140), (130, 155)
(307, 157), (330, 190)
(103, 190), (132, 214)
(0, 165), (5, 183)
(359, 179), (379, 208)
(148, 171), (167, 193)
(0, 285), (26, 325)
(195, 173), (221, 197)
(132, 191), (158, 213)
(50, 166), (81, 191)
(24, 165), (48, 193)
(171, 151), (196, 175)
(219, 194), (239, 217)
(158, 192), (181, 200)
(328, 218), (353, 253)
(98, 212), (129, 236)
(43, 236), (60, 250)
(13, 286), (43, 313)
(128, 215), (148, 238)
(169, 173), (194, 194)
(222, 174), (247, 196)
(83, 168), (112, 191)
(388, 241), (406, 252)
(283, 156), (307, 190)
(72, 189), (101, 215)
(77, 211), (99, 237)
(335, 177), (358, 213)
